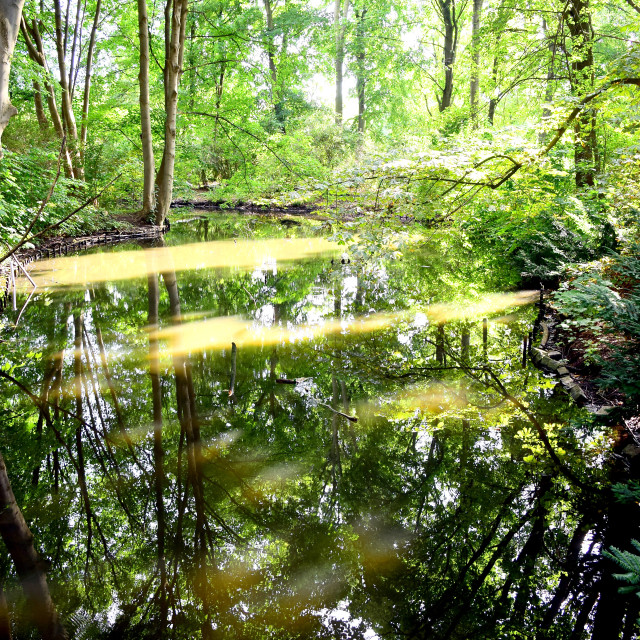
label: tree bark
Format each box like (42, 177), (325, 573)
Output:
(565, 0), (596, 188)
(355, 7), (367, 133)
(0, 451), (68, 640)
(20, 17), (74, 176)
(137, 0), (156, 216)
(435, 0), (459, 112)
(262, 0), (285, 129)
(155, 0), (189, 227)
(147, 273), (168, 634)
(53, 0), (83, 179)
(0, 0), (26, 154)
(33, 80), (48, 131)
(469, 0), (483, 127)
(334, 0), (351, 125)
(73, 312), (93, 566)
(80, 0), (101, 161)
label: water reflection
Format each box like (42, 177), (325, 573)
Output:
(23, 236), (338, 289)
(1, 214), (639, 639)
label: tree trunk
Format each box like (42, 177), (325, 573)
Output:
(469, 0), (482, 127)
(0, 452), (68, 640)
(487, 53), (499, 124)
(334, 0), (351, 125)
(355, 7), (367, 133)
(79, 0), (101, 162)
(73, 312), (93, 566)
(565, 0), (596, 188)
(33, 80), (48, 131)
(67, 0), (83, 100)
(436, 0), (458, 112)
(20, 17), (74, 176)
(147, 273), (168, 634)
(53, 0), (83, 179)
(435, 323), (446, 365)
(262, 0), (285, 130)
(155, 0), (189, 227)
(0, 0), (26, 154)
(138, 0), (156, 216)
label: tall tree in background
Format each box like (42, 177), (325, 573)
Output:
(565, 0), (597, 187)
(0, 0), (26, 156)
(334, 0), (351, 124)
(20, 0), (103, 179)
(262, 0), (286, 129)
(138, 0), (156, 216)
(354, 4), (367, 132)
(434, 0), (465, 112)
(155, 0), (189, 226)
(468, 0), (482, 127)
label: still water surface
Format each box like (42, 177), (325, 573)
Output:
(2, 213), (638, 639)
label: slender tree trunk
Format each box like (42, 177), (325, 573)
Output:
(469, 0), (483, 127)
(155, 0), (189, 227)
(20, 17), (72, 175)
(565, 0), (596, 188)
(262, 0), (284, 129)
(0, 0), (26, 154)
(436, 0), (458, 112)
(137, 0), (156, 216)
(334, 0), (351, 125)
(487, 53), (499, 124)
(73, 312), (93, 565)
(435, 323), (446, 365)
(0, 452), (68, 640)
(147, 273), (168, 634)
(80, 0), (101, 161)
(53, 0), (83, 178)
(67, 0), (83, 100)
(540, 519), (591, 630)
(355, 7), (367, 133)
(33, 80), (48, 131)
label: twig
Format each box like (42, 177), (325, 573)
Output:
(0, 172), (122, 264)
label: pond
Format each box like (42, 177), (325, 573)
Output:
(1, 212), (638, 639)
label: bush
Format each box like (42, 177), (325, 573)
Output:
(553, 244), (640, 407)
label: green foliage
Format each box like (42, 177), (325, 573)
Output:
(604, 540), (640, 596)
(553, 245), (640, 405)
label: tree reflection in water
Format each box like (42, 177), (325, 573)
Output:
(0, 216), (639, 639)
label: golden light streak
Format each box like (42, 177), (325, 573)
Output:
(425, 290), (538, 323)
(23, 237), (339, 289)
(152, 312), (405, 356)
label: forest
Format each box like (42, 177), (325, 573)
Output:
(1, 0), (640, 638)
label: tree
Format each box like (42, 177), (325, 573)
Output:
(18, 0), (104, 179)
(155, 0), (189, 226)
(468, 0), (482, 127)
(565, 0), (597, 188)
(0, 0), (26, 156)
(334, 0), (351, 124)
(434, 0), (466, 112)
(138, 0), (156, 216)
(0, 452), (67, 639)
